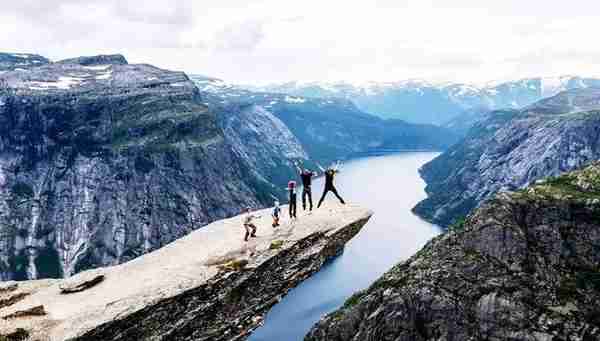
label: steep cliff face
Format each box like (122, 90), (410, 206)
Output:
(0, 56), (267, 281)
(306, 165), (600, 341)
(414, 88), (600, 227)
(216, 103), (309, 199)
(0, 204), (371, 341)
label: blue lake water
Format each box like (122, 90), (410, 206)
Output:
(249, 152), (442, 341)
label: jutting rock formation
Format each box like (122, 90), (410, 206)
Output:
(0, 203), (371, 341)
(307, 164), (600, 341)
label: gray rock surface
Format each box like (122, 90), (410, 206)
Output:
(57, 54), (128, 66)
(0, 203), (371, 341)
(414, 88), (600, 227)
(217, 102), (309, 197)
(0, 53), (49, 72)
(306, 164), (600, 341)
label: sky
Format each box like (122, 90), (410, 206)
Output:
(2, 0), (600, 85)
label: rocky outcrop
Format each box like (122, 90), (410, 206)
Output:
(0, 203), (371, 341)
(0, 53), (49, 72)
(306, 164), (600, 341)
(414, 88), (600, 227)
(56, 54), (128, 66)
(0, 55), (271, 281)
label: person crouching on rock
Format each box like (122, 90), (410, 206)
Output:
(317, 161), (346, 208)
(243, 207), (260, 242)
(272, 200), (281, 227)
(287, 180), (297, 219)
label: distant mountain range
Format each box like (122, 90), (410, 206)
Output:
(191, 75), (459, 166)
(246, 76), (600, 126)
(413, 87), (600, 227)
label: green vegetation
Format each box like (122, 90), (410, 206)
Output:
(449, 217), (466, 232)
(269, 240), (284, 250)
(218, 259), (249, 272)
(342, 290), (367, 309)
(519, 164), (600, 201)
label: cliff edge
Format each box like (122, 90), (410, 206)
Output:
(0, 202), (371, 341)
(307, 164), (600, 340)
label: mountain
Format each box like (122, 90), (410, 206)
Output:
(0, 52), (50, 72)
(193, 76), (459, 165)
(413, 87), (600, 227)
(0, 54), (279, 281)
(306, 164), (600, 340)
(0, 204), (371, 341)
(0, 54), (458, 282)
(250, 76), (600, 126)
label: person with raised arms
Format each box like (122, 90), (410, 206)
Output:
(317, 161), (346, 208)
(294, 161), (317, 212)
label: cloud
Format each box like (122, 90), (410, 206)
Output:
(1, 0), (600, 84)
(0, 0), (196, 50)
(214, 20), (266, 52)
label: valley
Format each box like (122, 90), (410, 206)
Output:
(1, 52), (600, 341)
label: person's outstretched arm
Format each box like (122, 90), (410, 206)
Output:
(293, 161), (303, 173)
(316, 162), (326, 172)
(334, 160), (342, 171)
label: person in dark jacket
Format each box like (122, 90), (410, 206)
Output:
(287, 180), (297, 219)
(295, 161), (317, 211)
(317, 161), (345, 208)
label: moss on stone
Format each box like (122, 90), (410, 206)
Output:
(517, 163), (600, 201)
(269, 240), (284, 250)
(218, 259), (249, 272)
(342, 290), (367, 309)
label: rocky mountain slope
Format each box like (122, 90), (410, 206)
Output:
(251, 76), (600, 125)
(414, 87), (600, 227)
(0, 203), (371, 341)
(0, 53), (49, 72)
(0, 54), (273, 281)
(193, 76), (459, 165)
(306, 164), (600, 340)
(0, 53), (456, 282)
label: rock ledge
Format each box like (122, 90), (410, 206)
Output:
(0, 203), (371, 341)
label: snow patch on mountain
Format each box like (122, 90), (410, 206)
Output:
(284, 95), (306, 103)
(28, 76), (86, 90)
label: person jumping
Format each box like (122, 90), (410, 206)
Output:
(242, 207), (260, 241)
(317, 161), (346, 208)
(287, 180), (297, 219)
(295, 161), (316, 211)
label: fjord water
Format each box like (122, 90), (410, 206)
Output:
(249, 152), (442, 341)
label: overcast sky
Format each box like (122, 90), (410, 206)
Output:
(2, 0), (599, 84)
